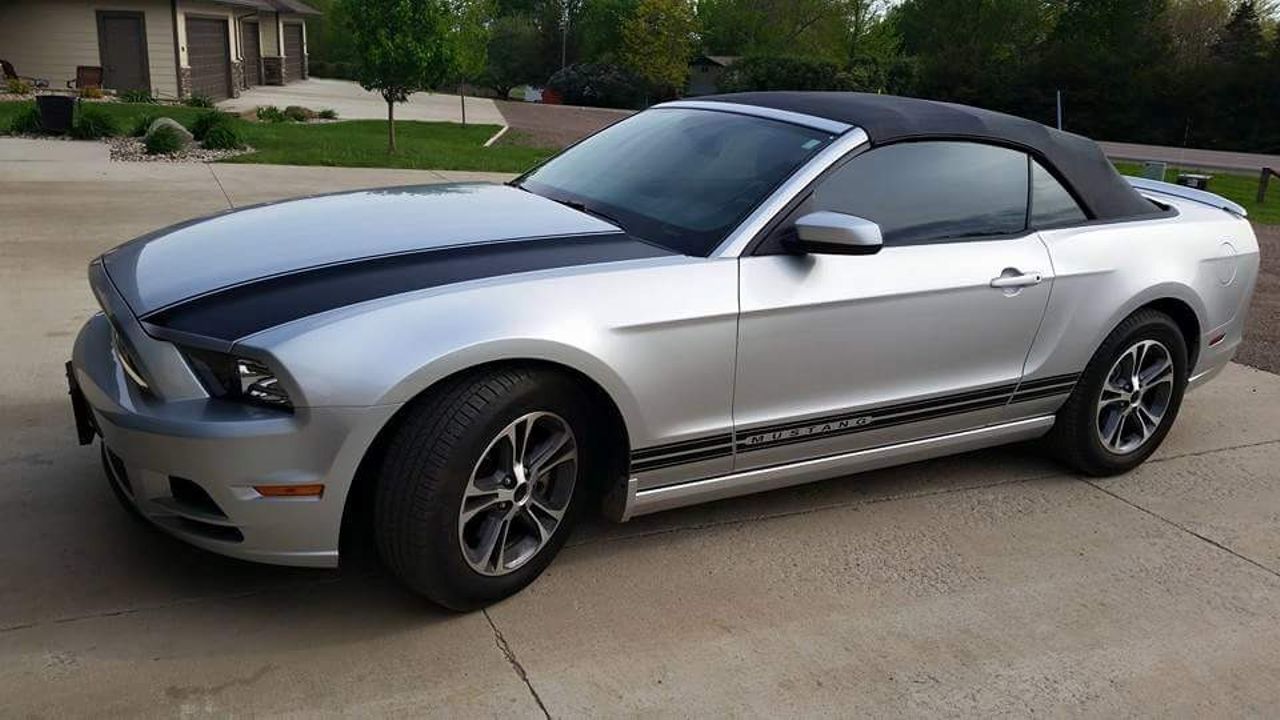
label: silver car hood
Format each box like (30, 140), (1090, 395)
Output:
(102, 183), (619, 316)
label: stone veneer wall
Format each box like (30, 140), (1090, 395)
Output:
(177, 66), (192, 99)
(229, 61), (244, 97)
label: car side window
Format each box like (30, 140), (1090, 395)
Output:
(1029, 160), (1088, 228)
(804, 141), (1031, 246)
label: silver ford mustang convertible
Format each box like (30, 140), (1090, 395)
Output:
(69, 93), (1259, 609)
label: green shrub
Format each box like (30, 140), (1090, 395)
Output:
(200, 123), (244, 150)
(283, 105), (315, 122)
(70, 105), (121, 139)
(717, 56), (859, 93)
(309, 61), (357, 80)
(183, 94), (215, 108)
(255, 105), (286, 123)
(191, 109), (233, 140)
(119, 89), (156, 104)
(129, 113), (158, 137)
(145, 124), (184, 155)
(8, 103), (42, 134)
(5, 78), (33, 95)
(317, 108), (338, 120)
(546, 64), (645, 109)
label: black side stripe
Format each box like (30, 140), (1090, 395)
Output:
(630, 373), (1082, 473)
(143, 233), (673, 343)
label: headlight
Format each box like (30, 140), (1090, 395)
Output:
(182, 348), (293, 410)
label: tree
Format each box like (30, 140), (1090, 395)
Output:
(621, 0), (696, 100)
(1207, 0), (1268, 147)
(485, 14), (545, 98)
(450, 0), (494, 124)
(697, 0), (866, 64)
(338, 0), (453, 152)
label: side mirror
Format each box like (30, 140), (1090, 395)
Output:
(788, 211), (883, 255)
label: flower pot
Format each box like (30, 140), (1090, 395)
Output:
(36, 95), (76, 134)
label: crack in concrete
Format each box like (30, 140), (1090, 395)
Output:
(206, 164), (235, 209)
(1080, 477), (1280, 581)
(483, 609), (552, 719)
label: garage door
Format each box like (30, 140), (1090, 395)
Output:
(186, 17), (231, 100)
(240, 21), (261, 86)
(283, 24), (304, 82)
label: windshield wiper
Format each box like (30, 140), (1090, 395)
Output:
(551, 198), (626, 231)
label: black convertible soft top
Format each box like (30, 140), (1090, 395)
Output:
(702, 92), (1158, 221)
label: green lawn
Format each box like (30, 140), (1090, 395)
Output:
(1114, 161), (1279, 225)
(0, 101), (554, 173)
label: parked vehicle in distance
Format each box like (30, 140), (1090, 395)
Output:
(68, 93), (1260, 609)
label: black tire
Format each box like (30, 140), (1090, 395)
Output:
(1047, 309), (1188, 476)
(374, 366), (598, 611)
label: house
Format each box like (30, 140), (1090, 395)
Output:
(687, 55), (740, 96)
(0, 0), (320, 101)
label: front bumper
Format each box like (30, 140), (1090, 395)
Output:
(72, 313), (399, 567)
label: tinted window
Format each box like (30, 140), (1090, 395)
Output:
(518, 108), (833, 256)
(809, 141), (1029, 245)
(1030, 161), (1088, 227)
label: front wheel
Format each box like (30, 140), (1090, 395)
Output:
(374, 367), (595, 610)
(1047, 309), (1188, 476)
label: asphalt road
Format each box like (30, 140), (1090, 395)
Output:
(3, 138), (1280, 717)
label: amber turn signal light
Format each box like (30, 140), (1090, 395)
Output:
(255, 484), (325, 498)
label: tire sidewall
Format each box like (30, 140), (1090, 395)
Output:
(1076, 314), (1188, 473)
(419, 374), (595, 608)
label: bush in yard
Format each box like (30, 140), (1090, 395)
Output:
(119, 89), (156, 104)
(191, 109), (233, 140)
(183, 94), (215, 108)
(70, 105), (121, 139)
(6, 78), (33, 95)
(283, 105), (316, 122)
(79, 86), (104, 100)
(717, 56), (860, 93)
(200, 123), (244, 150)
(318, 108), (339, 119)
(546, 63), (645, 109)
(8, 103), (42, 134)
(129, 113), (158, 137)
(145, 123), (186, 154)
(256, 105), (287, 122)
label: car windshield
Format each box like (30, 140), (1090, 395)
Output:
(516, 108), (835, 256)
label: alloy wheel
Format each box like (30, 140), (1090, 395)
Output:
(1095, 339), (1175, 455)
(458, 411), (578, 576)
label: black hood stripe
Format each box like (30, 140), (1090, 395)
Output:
(142, 233), (672, 343)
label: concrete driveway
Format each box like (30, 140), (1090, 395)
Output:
(219, 77), (506, 126)
(3, 138), (1280, 717)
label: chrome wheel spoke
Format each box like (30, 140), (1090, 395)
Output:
(459, 410), (578, 577)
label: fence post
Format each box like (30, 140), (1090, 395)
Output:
(1260, 168), (1275, 205)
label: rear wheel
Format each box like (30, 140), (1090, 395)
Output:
(374, 367), (595, 610)
(1047, 309), (1188, 476)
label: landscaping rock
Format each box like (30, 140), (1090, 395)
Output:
(144, 118), (193, 149)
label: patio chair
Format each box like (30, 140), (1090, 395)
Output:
(1, 59), (49, 89)
(67, 66), (103, 91)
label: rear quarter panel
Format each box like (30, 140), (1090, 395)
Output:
(1027, 197), (1259, 382)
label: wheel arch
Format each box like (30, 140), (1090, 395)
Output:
(338, 353), (635, 557)
(1096, 284), (1206, 371)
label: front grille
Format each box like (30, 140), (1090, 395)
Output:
(169, 477), (227, 518)
(176, 517), (244, 543)
(105, 448), (133, 496)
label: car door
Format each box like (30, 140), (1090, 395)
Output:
(732, 141), (1054, 472)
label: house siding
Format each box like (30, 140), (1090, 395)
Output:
(0, 0), (178, 96)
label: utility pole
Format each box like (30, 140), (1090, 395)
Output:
(1056, 90), (1063, 130)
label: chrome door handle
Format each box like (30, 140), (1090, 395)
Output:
(990, 271), (1043, 289)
